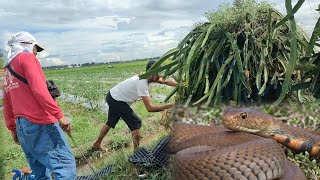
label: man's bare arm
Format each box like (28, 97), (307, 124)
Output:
(141, 96), (173, 112)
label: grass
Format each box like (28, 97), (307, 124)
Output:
(1, 60), (175, 179)
(100, 134), (172, 180)
(1, 117), (29, 179)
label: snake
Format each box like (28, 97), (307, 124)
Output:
(167, 108), (320, 180)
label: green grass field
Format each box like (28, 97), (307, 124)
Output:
(1, 60), (176, 179)
(1, 60), (320, 179)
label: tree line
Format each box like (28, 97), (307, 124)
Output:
(43, 56), (160, 69)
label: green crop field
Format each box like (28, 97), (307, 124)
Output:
(0, 60), (176, 179)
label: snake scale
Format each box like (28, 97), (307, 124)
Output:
(168, 108), (320, 180)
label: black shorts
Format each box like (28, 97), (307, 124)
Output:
(105, 92), (142, 131)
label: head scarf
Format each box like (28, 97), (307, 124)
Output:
(5, 32), (42, 65)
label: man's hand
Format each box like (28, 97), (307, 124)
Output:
(11, 132), (19, 144)
(58, 117), (71, 133)
(157, 77), (177, 87)
(164, 79), (177, 87)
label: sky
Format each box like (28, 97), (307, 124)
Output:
(0, 0), (319, 67)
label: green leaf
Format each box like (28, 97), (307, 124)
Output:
(164, 65), (180, 78)
(213, 37), (227, 58)
(185, 33), (205, 92)
(258, 65), (268, 95)
(256, 57), (264, 91)
(273, 0), (298, 106)
(221, 63), (234, 88)
(204, 72), (210, 93)
(192, 57), (209, 94)
(193, 55), (234, 105)
(201, 23), (215, 48)
(139, 61), (179, 79)
(306, 17), (320, 57)
(226, 32), (251, 94)
(205, 55), (234, 106)
(267, 8), (272, 43)
(148, 48), (180, 71)
(178, 23), (210, 48)
(164, 87), (178, 102)
(273, 0), (305, 29)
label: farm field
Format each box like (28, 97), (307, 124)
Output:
(0, 60), (176, 179)
(1, 60), (320, 179)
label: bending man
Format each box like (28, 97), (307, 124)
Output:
(92, 61), (176, 151)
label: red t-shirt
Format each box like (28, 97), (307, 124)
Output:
(3, 52), (63, 133)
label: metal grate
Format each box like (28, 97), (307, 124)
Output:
(76, 165), (112, 180)
(128, 137), (170, 168)
(151, 137), (170, 167)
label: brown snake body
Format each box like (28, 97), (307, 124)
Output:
(168, 108), (317, 180)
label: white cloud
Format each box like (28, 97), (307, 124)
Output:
(0, 0), (319, 66)
(102, 0), (138, 10)
(0, 9), (17, 16)
(160, 20), (194, 30)
(75, 16), (134, 30)
(40, 57), (65, 67)
(37, 51), (50, 59)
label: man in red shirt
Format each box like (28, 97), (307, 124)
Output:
(3, 32), (76, 180)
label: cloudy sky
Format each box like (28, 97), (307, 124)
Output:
(0, 0), (319, 66)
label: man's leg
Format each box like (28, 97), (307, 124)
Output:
(92, 124), (111, 149)
(17, 118), (76, 180)
(131, 129), (142, 150)
(92, 92), (120, 150)
(26, 159), (52, 180)
(44, 123), (76, 180)
(107, 92), (142, 151)
(120, 108), (142, 151)
(16, 118), (52, 180)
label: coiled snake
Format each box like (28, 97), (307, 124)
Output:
(168, 108), (320, 180)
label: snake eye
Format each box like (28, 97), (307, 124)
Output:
(241, 113), (247, 119)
